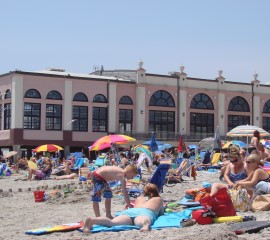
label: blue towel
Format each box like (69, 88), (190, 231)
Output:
(79, 209), (193, 233)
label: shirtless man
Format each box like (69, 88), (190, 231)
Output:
(90, 164), (138, 219)
(83, 183), (164, 233)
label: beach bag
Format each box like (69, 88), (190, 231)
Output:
(251, 194), (270, 211)
(228, 188), (250, 212)
(200, 187), (236, 217)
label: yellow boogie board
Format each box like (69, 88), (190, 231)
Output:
(213, 216), (243, 223)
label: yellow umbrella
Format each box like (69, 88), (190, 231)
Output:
(222, 141), (232, 149)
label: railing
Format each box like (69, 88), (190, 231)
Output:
(115, 130), (219, 143)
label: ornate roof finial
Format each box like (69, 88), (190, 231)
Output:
(138, 59), (143, 69)
(253, 71), (258, 81)
(179, 65), (185, 73)
(218, 68), (223, 78)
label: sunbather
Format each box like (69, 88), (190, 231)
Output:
(28, 157), (53, 180)
(83, 183), (164, 233)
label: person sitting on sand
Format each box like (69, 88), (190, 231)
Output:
(90, 164), (138, 219)
(233, 154), (270, 196)
(210, 146), (248, 196)
(83, 183), (164, 233)
(28, 157), (53, 180)
(17, 157), (28, 170)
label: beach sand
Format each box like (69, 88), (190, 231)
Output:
(1, 169), (270, 240)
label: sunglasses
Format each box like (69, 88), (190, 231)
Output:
(246, 161), (254, 164)
(230, 158), (238, 163)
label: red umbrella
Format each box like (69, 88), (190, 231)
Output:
(33, 144), (63, 152)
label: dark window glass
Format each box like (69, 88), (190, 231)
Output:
(263, 100), (270, 113)
(24, 89), (41, 98)
(24, 103), (41, 129)
(119, 96), (133, 105)
(46, 104), (62, 130)
(93, 94), (107, 103)
(92, 107), (107, 132)
(119, 109), (133, 132)
(190, 112), (214, 139)
(228, 115), (250, 131)
(73, 92), (88, 102)
(263, 117), (270, 133)
(190, 94), (214, 109)
(149, 110), (175, 138)
(149, 90), (175, 107)
(72, 106), (88, 131)
(4, 103), (11, 129)
(46, 90), (62, 100)
(228, 96), (250, 112)
(5, 90), (11, 99)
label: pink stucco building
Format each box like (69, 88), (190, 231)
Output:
(0, 61), (269, 157)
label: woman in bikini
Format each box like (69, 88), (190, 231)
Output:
(248, 130), (260, 154)
(83, 183), (164, 233)
(210, 146), (248, 196)
(233, 153), (270, 195)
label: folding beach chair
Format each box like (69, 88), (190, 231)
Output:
(93, 155), (107, 168)
(149, 163), (171, 192)
(70, 158), (86, 173)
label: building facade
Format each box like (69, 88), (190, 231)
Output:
(0, 62), (269, 157)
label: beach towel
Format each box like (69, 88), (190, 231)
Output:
(78, 209), (193, 233)
(25, 221), (84, 235)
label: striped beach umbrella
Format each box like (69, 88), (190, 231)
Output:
(227, 125), (270, 137)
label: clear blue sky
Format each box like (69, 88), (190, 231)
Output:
(1, 0), (270, 83)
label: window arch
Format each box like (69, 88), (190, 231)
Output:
(149, 90), (175, 107)
(4, 89), (11, 99)
(93, 94), (107, 103)
(119, 96), (133, 105)
(46, 90), (62, 100)
(73, 92), (88, 102)
(263, 100), (270, 113)
(228, 96), (250, 112)
(24, 89), (41, 98)
(190, 93), (214, 109)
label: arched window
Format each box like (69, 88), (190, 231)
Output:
(73, 92), (88, 102)
(228, 96), (250, 112)
(263, 100), (270, 113)
(228, 96), (250, 131)
(93, 94), (107, 103)
(4, 89), (11, 99)
(119, 96), (133, 105)
(46, 90), (62, 100)
(149, 90), (175, 107)
(190, 93), (214, 109)
(24, 89), (41, 98)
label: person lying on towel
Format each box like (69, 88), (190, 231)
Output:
(83, 183), (164, 233)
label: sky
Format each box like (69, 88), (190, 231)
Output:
(1, 0), (270, 83)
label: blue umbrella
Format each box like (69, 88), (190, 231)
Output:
(158, 143), (172, 151)
(231, 140), (247, 148)
(188, 144), (199, 149)
(143, 140), (162, 146)
(150, 133), (158, 152)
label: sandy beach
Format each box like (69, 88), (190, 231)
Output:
(1, 169), (270, 240)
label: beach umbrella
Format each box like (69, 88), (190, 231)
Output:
(90, 134), (136, 151)
(226, 125), (270, 137)
(177, 135), (186, 153)
(188, 144), (199, 149)
(143, 140), (162, 146)
(199, 137), (215, 148)
(149, 133), (158, 152)
(33, 144), (63, 152)
(213, 126), (221, 150)
(135, 146), (152, 158)
(28, 160), (37, 170)
(158, 143), (172, 151)
(3, 151), (17, 158)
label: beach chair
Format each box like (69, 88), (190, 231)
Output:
(149, 163), (171, 192)
(93, 155), (107, 168)
(70, 158), (86, 173)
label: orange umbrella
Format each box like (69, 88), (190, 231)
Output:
(33, 144), (63, 152)
(90, 134), (136, 151)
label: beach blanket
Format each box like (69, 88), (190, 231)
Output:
(25, 221), (84, 235)
(79, 209), (193, 233)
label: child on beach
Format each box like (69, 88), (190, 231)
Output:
(90, 164), (138, 219)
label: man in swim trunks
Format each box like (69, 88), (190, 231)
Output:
(90, 164), (138, 219)
(83, 183), (164, 233)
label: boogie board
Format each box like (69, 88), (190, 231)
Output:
(230, 221), (270, 235)
(25, 221), (84, 235)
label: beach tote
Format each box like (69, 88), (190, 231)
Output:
(251, 194), (270, 211)
(200, 187), (236, 217)
(228, 188), (250, 212)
